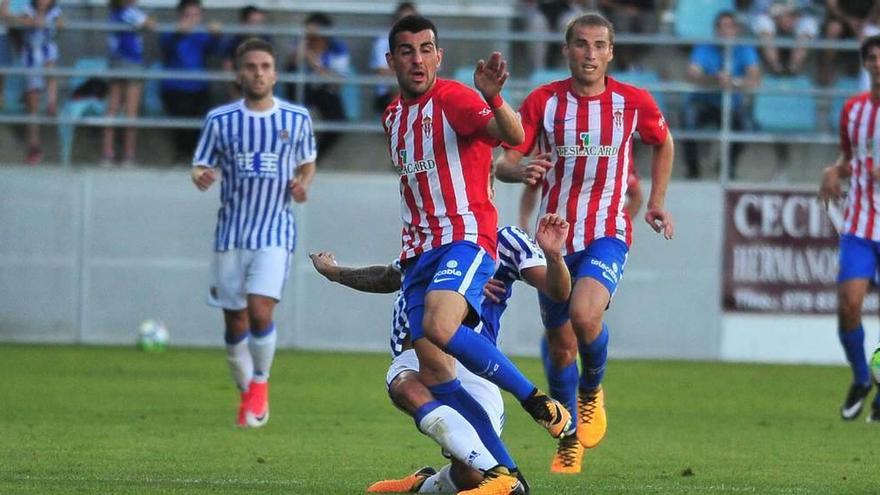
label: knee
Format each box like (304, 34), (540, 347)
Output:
(838, 298), (862, 330)
(569, 306), (603, 342)
(389, 373), (433, 415)
(422, 311), (455, 346)
(547, 336), (577, 368)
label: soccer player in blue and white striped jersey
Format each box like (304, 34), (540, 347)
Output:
(191, 38), (316, 428)
(310, 215), (571, 493)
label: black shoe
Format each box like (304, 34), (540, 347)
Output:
(867, 400), (880, 423)
(841, 382), (872, 420)
(512, 468), (530, 495)
(520, 389), (572, 438)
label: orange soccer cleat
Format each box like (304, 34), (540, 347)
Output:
(457, 466), (526, 495)
(577, 386), (607, 448)
(366, 466), (436, 493)
(550, 434), (584, 474)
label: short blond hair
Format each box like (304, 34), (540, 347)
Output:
(565, 12), (614, 45)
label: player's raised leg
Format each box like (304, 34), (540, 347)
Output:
(412, 245), (571, 439)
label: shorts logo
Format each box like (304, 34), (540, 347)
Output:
(433, 260), (463, 283)
(591, 258), (619, 285)
(466, 450), (481, 466)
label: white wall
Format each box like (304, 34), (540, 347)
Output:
(0, 166), (863, 365)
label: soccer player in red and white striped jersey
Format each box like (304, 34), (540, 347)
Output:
(495, 12), (675, 472)
(381, 15), (571, 494)
(819, 35), (880, 423)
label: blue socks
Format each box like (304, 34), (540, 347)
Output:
(445, 326), (536, 401)
(839, 325), (870, 386)
(541, 335), (579, 429)
(413, 400), (443, 427)
(430, 379), (516, 470)
(224, 329), (248, 345)
(578, 323), (609, 392)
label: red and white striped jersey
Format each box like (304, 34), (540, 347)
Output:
(506, 76), (667, 253)
(841, 92), (880, 240)
(383, 78), (499, 261)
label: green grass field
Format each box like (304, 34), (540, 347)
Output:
(0, 344), (877, 494)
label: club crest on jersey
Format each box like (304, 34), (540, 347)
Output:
(556, 132), (619, 157)
(422, 115), (432, 137)
(613, 109), (624, 128)
(278, 129), (290, 142)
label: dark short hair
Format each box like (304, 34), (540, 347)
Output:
(388, 14), (437, 52)
(176, 0), (201, 13)
(305, 12), (332, 27)
(239, 5), (265, 23)
(714, 10), (736, 27)
(234, 37), (276, 69)
(861, 35), (880, 62)
(564, 12), (614, 45)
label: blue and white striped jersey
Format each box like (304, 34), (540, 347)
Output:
(193, 98), (316, 252)
(389, 226), (547, 356)
(481, 226), (546, 344)
(21, 5), (61, 67)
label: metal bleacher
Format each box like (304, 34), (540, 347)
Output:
(0, 1), (863, 182)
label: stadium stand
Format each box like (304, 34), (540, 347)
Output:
(754, 75), (817, 133)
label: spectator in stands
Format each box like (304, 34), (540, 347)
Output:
(159, 0), (221, 163)
(818, 0), (878, 86)
(0, 11), (12, 111)
(749, 0), (819, 75)
(599, 0), (656, 68)
(102, 0), (155, 167)
(1, 0), (63, 164)
(682, 10), (761, 179)
(369, 1), (416, 113)
(519, 0), (552, 72)
(287, 12), (350, 154)
(220, 5), (268, 101)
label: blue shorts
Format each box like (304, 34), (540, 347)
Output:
(838, 234), (880, 283)
(538, 237), (628, 330)
(401, 241), (495, 341)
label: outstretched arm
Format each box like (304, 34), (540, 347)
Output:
(309, 252), (401, 294)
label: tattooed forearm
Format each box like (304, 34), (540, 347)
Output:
(334, 265), (402, 294)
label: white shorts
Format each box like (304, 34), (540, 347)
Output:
(208, 247), (291, 310)
(386, 349), (505, 436)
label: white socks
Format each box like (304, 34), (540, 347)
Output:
(248, 324), (277, 383)
(225, 338), (253, 392)
(418, 464), (458, 493)
(417, 405), (498, 472)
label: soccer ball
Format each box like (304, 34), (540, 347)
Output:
(138, 319), (170, 352)
(871, 347), (880, 384)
